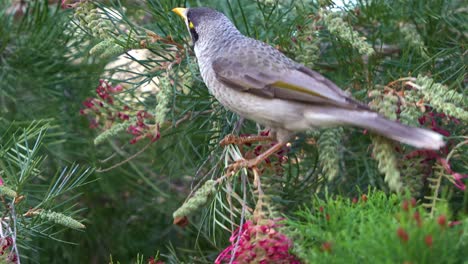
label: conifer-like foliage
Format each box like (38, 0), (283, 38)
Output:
(0, 0), (466, 263)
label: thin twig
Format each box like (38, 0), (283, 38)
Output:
(96, 140), (152, 173)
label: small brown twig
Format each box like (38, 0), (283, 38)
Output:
(96, 140), (152, 173)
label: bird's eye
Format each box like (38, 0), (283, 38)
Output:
(188, 21), (195, 29)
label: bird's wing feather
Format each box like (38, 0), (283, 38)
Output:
(212, 57), (369, 110)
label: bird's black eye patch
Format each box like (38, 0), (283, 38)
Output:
(187, 19), (199, 43)
(186, 10), (199, 44)
(189, 26), (199, 43)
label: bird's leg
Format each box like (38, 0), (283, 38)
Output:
(227, 142), (285, 172)
(220, 134), (273, 147)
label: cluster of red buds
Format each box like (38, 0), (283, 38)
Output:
(127, 111), (160, 144)
(418, 111), (460, 137)
(351, 194), (368, 204)
(215, 219), (301, 264)
(396, 198), (461, 246)
(80, 80), (161, 144)
(318, 206), (330, 222)
(147, 256), (164, 264)
(80, 80), (126, 128)
(95, 79), (123, 105)
(404, 110), (467, 190)
(0, 237), (16, 263)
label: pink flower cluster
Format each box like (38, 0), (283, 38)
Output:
(418, 111), (459, 137)
(215, 219), (301, 264)
(95, 79), (123, 105)
(127, 111), (160, 144)
(396, 199), (462, 247)
(80, 80), (161, 144)
(0, 237), (16, 263)
(404, 110), (467, 190)
(80, 80), (127, 130)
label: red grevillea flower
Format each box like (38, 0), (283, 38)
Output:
(127, 111), (160, 144)
(397, 227), (409, 242)
(215, 219), (301, 264)
(437, 215), (447, 227)
(408, 110), (467, 191)
(424, 235), (433, 247)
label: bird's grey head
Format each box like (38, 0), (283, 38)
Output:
(173, 7), (240, 46)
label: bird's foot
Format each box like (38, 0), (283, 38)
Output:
(220, 134), (273, 147)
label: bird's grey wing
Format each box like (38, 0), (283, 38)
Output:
(212, 57), (369, 110)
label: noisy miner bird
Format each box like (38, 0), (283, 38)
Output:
(172, 7), (444, 168)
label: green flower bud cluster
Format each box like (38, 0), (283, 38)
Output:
(368, 89), (399, 120)
(154, 76), (172, 125)
(369, 88), (402, 191)
(317, 128), (343, 181)
(399, 156), (424, 194)
(94, 120), (132, 145)
(89, 38), (125, 59)
(173, 180), (216, 219)
(414, 75), (468, 121)
(371, 135), (402, 191)
(322, 11), (375, 56)
(0, 186), (17, 198)
(399, 89), (423, 126)
(38, 210), (85, 229)
(399, 23), (429, 59)
(74, 3), (125, 59)
(74, 3), (113, 39)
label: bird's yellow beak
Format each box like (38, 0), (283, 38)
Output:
(172, 7), (187, 20)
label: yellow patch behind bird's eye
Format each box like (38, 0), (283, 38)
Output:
(189, 21), (194, 29)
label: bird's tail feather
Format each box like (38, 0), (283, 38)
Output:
(353, 112), (444, 149)
(305, 108), (445, 150)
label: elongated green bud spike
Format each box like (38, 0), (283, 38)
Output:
(173, 180), (216, 219)
(0, 186), (17, 198)
(38, 210), (85, 229)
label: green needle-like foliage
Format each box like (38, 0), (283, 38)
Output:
(286, 191), (468, 263)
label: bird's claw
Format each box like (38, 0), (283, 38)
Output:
(220, 134), (273, 147)
(220, 134), (238, 147)
(226, 158), (258, 175)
